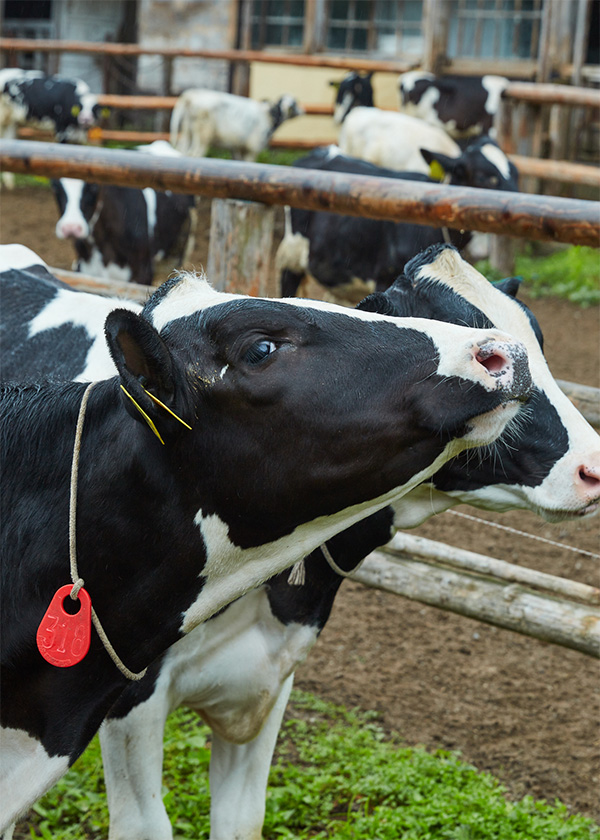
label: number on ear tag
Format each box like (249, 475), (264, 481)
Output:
(36, 585), (92, 667)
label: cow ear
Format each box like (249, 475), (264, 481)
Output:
(493, 276), (522, 298)
(105, 309), (193, 440)
(420, 148), (458, 181)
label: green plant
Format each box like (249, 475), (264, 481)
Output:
(476, 246), (600, 307)
(20, 691), (598, 839)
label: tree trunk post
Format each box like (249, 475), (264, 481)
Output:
(207, 198), (276, 296)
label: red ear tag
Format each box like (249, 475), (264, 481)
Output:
(36, 585), (92, 667)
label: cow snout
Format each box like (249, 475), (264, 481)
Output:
(575, 456), (600, 509)
(56, 221), (86, 240)
(473, 338), (531, 400)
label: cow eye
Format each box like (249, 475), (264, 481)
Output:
(488, 175), (499, 187)
(244, 339), (277, 365)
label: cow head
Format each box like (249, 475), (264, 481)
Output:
(51, 178), (100, 240)
(269, 94), (304, 132)
(331, 72), (374, 124)
(420, 135), (518, 191)
(359, 245), (600, 522)
(104, 270), (530, 555)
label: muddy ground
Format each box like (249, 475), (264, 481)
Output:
(1, 185), (599, 822)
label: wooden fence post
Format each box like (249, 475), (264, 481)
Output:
(207, 198), (276, 296)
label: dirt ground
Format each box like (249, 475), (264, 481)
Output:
(1, 186), (600, 822)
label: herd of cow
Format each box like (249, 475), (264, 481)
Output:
(1, 65), (599, 840)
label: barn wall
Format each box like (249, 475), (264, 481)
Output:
(137, 0), (237, 94)
(53, 0), (126, 91)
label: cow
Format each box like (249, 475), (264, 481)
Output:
(170, 90), (303, 160)
(0, 249), (532, 835)
(398, 71), (510, 139)
(276, 144), (518, 303)
(331, 71), (460, 174)
(331, 71), (374, 124)
(2, 244), (598, 840)
(0, 69), (102, 188)
(51, 178), (196, 285)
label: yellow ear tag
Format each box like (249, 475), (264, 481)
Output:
(71, 104), (81, 117)
(120, 385), (165, 445)
(101, 107), (111, 118)
(429, 160), (445, 181)
(141, 386), (192, 430)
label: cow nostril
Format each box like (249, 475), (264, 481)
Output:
(476, 350), (508, 375)
(578, 465), (600, 489)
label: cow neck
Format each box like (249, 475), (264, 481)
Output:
(68, 381), (147, 682)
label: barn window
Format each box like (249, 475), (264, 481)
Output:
(2, 0), (54, 68)
(447, 0), (545, 60)
(250, 0), (306, 49)
(325, 0), (423, 55)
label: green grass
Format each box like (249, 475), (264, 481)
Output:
(476, 245), (600, 307)
(21, 691), (598, 839)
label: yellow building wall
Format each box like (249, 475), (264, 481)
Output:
(249, 61), (401, 145)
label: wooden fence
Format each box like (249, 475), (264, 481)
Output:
(2, 38), (600, 190)
(2, 140), (598, 247)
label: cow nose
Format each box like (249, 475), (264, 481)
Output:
(576, 457), (600, 502)
(58, 222), (84, 239)
(474, 338), (532, 400)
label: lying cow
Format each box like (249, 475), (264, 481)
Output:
(170, 89), (303, 160)
(0, 249), (531, 834)
(2, 244), (599, 839)
(51, 177), (195, 284)
(277, 144), (517, 302)
(398, 71), (510, 139)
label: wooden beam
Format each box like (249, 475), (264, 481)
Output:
(2, 140), (598, 246)
(353, 549), (600, 657)
(0, 37), (413, 74)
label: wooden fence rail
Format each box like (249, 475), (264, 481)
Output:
(355, 534), (600, 658)
(2, 140), (598, 247)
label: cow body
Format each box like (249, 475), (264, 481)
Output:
(277, 144), (517, 301)
(0, 256), (531, 832)
(170, 90), (302, 160)
(398, 72), (510, 139)
(0, 69), (100, 188)
(51, 178), (195, 284)
(1, 245), (598, 839)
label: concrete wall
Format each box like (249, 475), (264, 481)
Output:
(137, 0), (237, 94)
(54, 0), (126, 92)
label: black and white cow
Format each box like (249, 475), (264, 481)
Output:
(1, 244), (598, 840)
(0, 247), (532, 835)
(398, 71), (510, 139)
(277, 144), (518, 302)
(331, 71), (374, 124)
(51, 178), (195, 285)
(0, 69), (101, 141)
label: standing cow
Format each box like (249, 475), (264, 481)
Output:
(51, 178), (195, 284)
(0, 256), (532, 835)
(398, 71), (510, 139)
(276, 144), (518, 302)
(0, 69), (102, 187)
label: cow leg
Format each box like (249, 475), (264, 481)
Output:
(0, 727), (69, 833)
(100, 693), (172, 840)
(209, 673), (294, 840)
